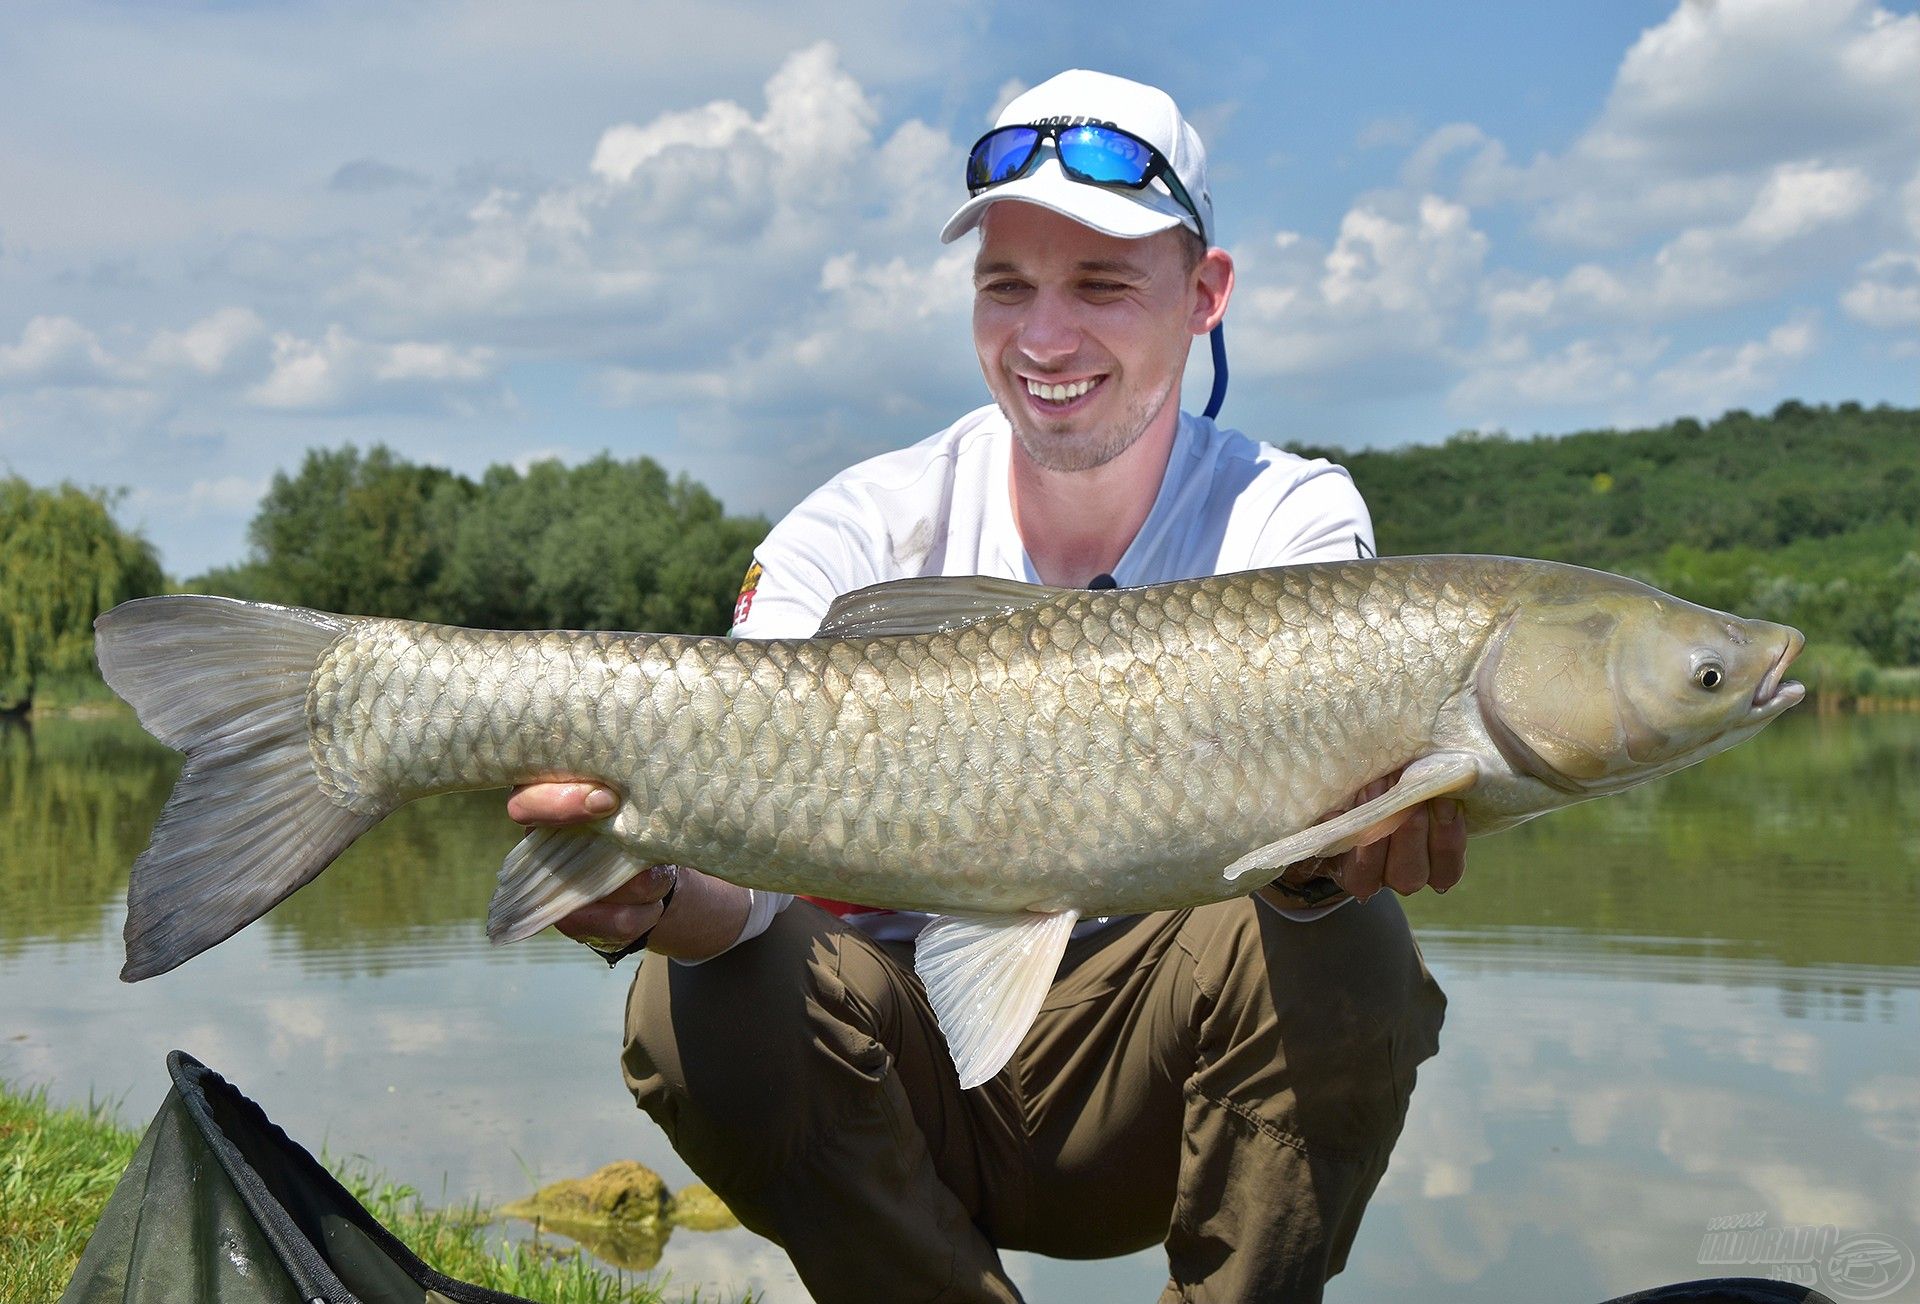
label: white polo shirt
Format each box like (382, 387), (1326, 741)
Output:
(719, 402), (1374, 949)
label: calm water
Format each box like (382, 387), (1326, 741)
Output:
(2, 711), (1916, 1302)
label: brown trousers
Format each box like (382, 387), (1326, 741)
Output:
(622, 895), (1445, 1303)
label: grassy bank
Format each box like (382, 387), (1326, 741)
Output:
(0, 1081), (734, 1303)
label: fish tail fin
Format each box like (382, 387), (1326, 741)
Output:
(94, 595), (385, 981)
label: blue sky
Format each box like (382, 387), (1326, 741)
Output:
(2, 0), (1916, 577)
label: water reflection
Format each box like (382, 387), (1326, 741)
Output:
(1, 710), (1915, 1302)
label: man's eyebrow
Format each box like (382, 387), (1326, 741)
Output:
(972, 258), (1149, 278)
(1073, 258), (1148, 276)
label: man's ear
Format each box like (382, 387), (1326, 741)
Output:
(1189, 247), (1234, 335)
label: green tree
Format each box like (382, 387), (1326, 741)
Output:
(237, 445), (474, 619)
(0, 478), (166, 710)
(436, 454), (764, 634)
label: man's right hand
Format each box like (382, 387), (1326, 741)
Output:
(507, 781), (750, 960)
(506, 780), (617, 826)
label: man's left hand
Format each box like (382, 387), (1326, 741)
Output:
(1265, 773), (1468, 905)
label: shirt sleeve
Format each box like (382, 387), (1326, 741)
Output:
(1247, 463), (1377, 566)
(730, 481), (885, 639)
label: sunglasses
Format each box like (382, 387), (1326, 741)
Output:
(965, 122), (1207, 245)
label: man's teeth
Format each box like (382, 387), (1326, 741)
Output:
(1026, 377), (1098, 402)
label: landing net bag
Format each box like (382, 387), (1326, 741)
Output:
(61, 1050), (537, 1304)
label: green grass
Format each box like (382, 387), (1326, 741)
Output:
(0, 1081), (748, 1303)
(0, 1084), (137, 1302)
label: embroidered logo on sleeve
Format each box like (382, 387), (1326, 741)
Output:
(732, 560), (764, 629)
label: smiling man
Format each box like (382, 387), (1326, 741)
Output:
(512, 70), (1455, 1303)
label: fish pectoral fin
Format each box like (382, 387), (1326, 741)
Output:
(486, 826), (650, 945)
(913, 909), (1080, 1090)
(1221, 751), (1481, 883)
(814, 575), (1071, 638)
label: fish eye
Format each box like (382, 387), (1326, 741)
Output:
(1693, 661), (1725, 691)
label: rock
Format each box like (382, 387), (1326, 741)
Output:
(498, 1161), (672, 1270)
(668, 1183), (739, 1231)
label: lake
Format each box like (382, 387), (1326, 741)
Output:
(2, 710), (1916, 1302)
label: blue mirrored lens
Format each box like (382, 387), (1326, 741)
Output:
(968, 127), (1041, 190)
(1057, 126), (1154, 184)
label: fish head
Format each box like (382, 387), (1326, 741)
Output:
(1478, 572), (1805, 794)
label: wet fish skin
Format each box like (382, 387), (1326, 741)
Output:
(96, 555), (1804, 1085)
(300, 556), (1791, 917)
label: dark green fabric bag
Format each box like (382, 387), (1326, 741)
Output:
(61, 1051), (537, 1304)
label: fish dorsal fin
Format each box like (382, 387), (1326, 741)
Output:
(815, 575), (1071, 639)
(487, 826), (650, 944)
(1220, 751), (1481, 882)
(914, 909), (1080, 1089)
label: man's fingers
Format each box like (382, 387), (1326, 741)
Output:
(555, 897), (665, 949)
(507, 781), (619, 826)
(1427, 798), (1468, 892)
(1382, 806), (1432, 895)
(1340, 835), (1389, 900)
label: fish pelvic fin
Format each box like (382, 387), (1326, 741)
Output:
(1221, 751), (1482, 882)
(914, 908), (1079, 1090)
(94, 595), (384, 981)
(488, 827), (652, 945)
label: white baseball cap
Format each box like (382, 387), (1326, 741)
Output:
(940, 69), (1214, 247)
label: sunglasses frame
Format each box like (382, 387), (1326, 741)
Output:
(965, 122), (1208, 245)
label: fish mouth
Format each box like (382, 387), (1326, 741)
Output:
(1751, 627), (1806, 717)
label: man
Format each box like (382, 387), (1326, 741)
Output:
(511, 70), (1456, 1302)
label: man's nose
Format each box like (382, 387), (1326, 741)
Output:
(1015, 291), (1081, 365)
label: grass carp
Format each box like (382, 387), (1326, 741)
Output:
(95, 555), (1804, 1086)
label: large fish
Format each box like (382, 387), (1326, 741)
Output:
(96, 556), (1803, 1085)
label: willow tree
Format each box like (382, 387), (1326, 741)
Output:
(0, 477), (166, 710)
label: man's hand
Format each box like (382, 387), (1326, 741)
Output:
(1268, 772), (1468, 905)
(507, 781), (748, 959)
(507, 781), (668, 949)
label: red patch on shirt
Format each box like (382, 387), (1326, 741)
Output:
(732, 560), (763, 629)
(800, 895), (895, 918)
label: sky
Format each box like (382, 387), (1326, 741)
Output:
(2, 0), (1917, 578)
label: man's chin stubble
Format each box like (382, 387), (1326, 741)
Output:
(1001, 389), (1164, 475)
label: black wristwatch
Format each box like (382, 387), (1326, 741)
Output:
(588, 876), (678, 967)
(1265, 873), (1349, 908)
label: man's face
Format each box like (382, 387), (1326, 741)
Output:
(972, 202), (1210, 474)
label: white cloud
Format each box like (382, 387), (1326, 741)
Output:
(1649, 315), (1818, 410)
(143, 306), (267, 377)
(247, 325), (498, 412)
(0, 315), (119, 386)
(1524, 0), (1920, 246)
(1231, 194), (1489, 384)
(1451, 334), (1667, 411)
(1842, 251), (1920, 327)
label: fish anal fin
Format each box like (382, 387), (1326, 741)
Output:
(487, 826), (650, 945)
(913, 909), (1079, 1089)
(1222, 751), (1481, 883)
(815, 575), (1071, 639)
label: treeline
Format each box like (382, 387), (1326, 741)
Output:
(0, 478), (166, 711)
(194, 446), (766, 636)
(1314, 400), (1920, 682)
(0, 449), (764, 711)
